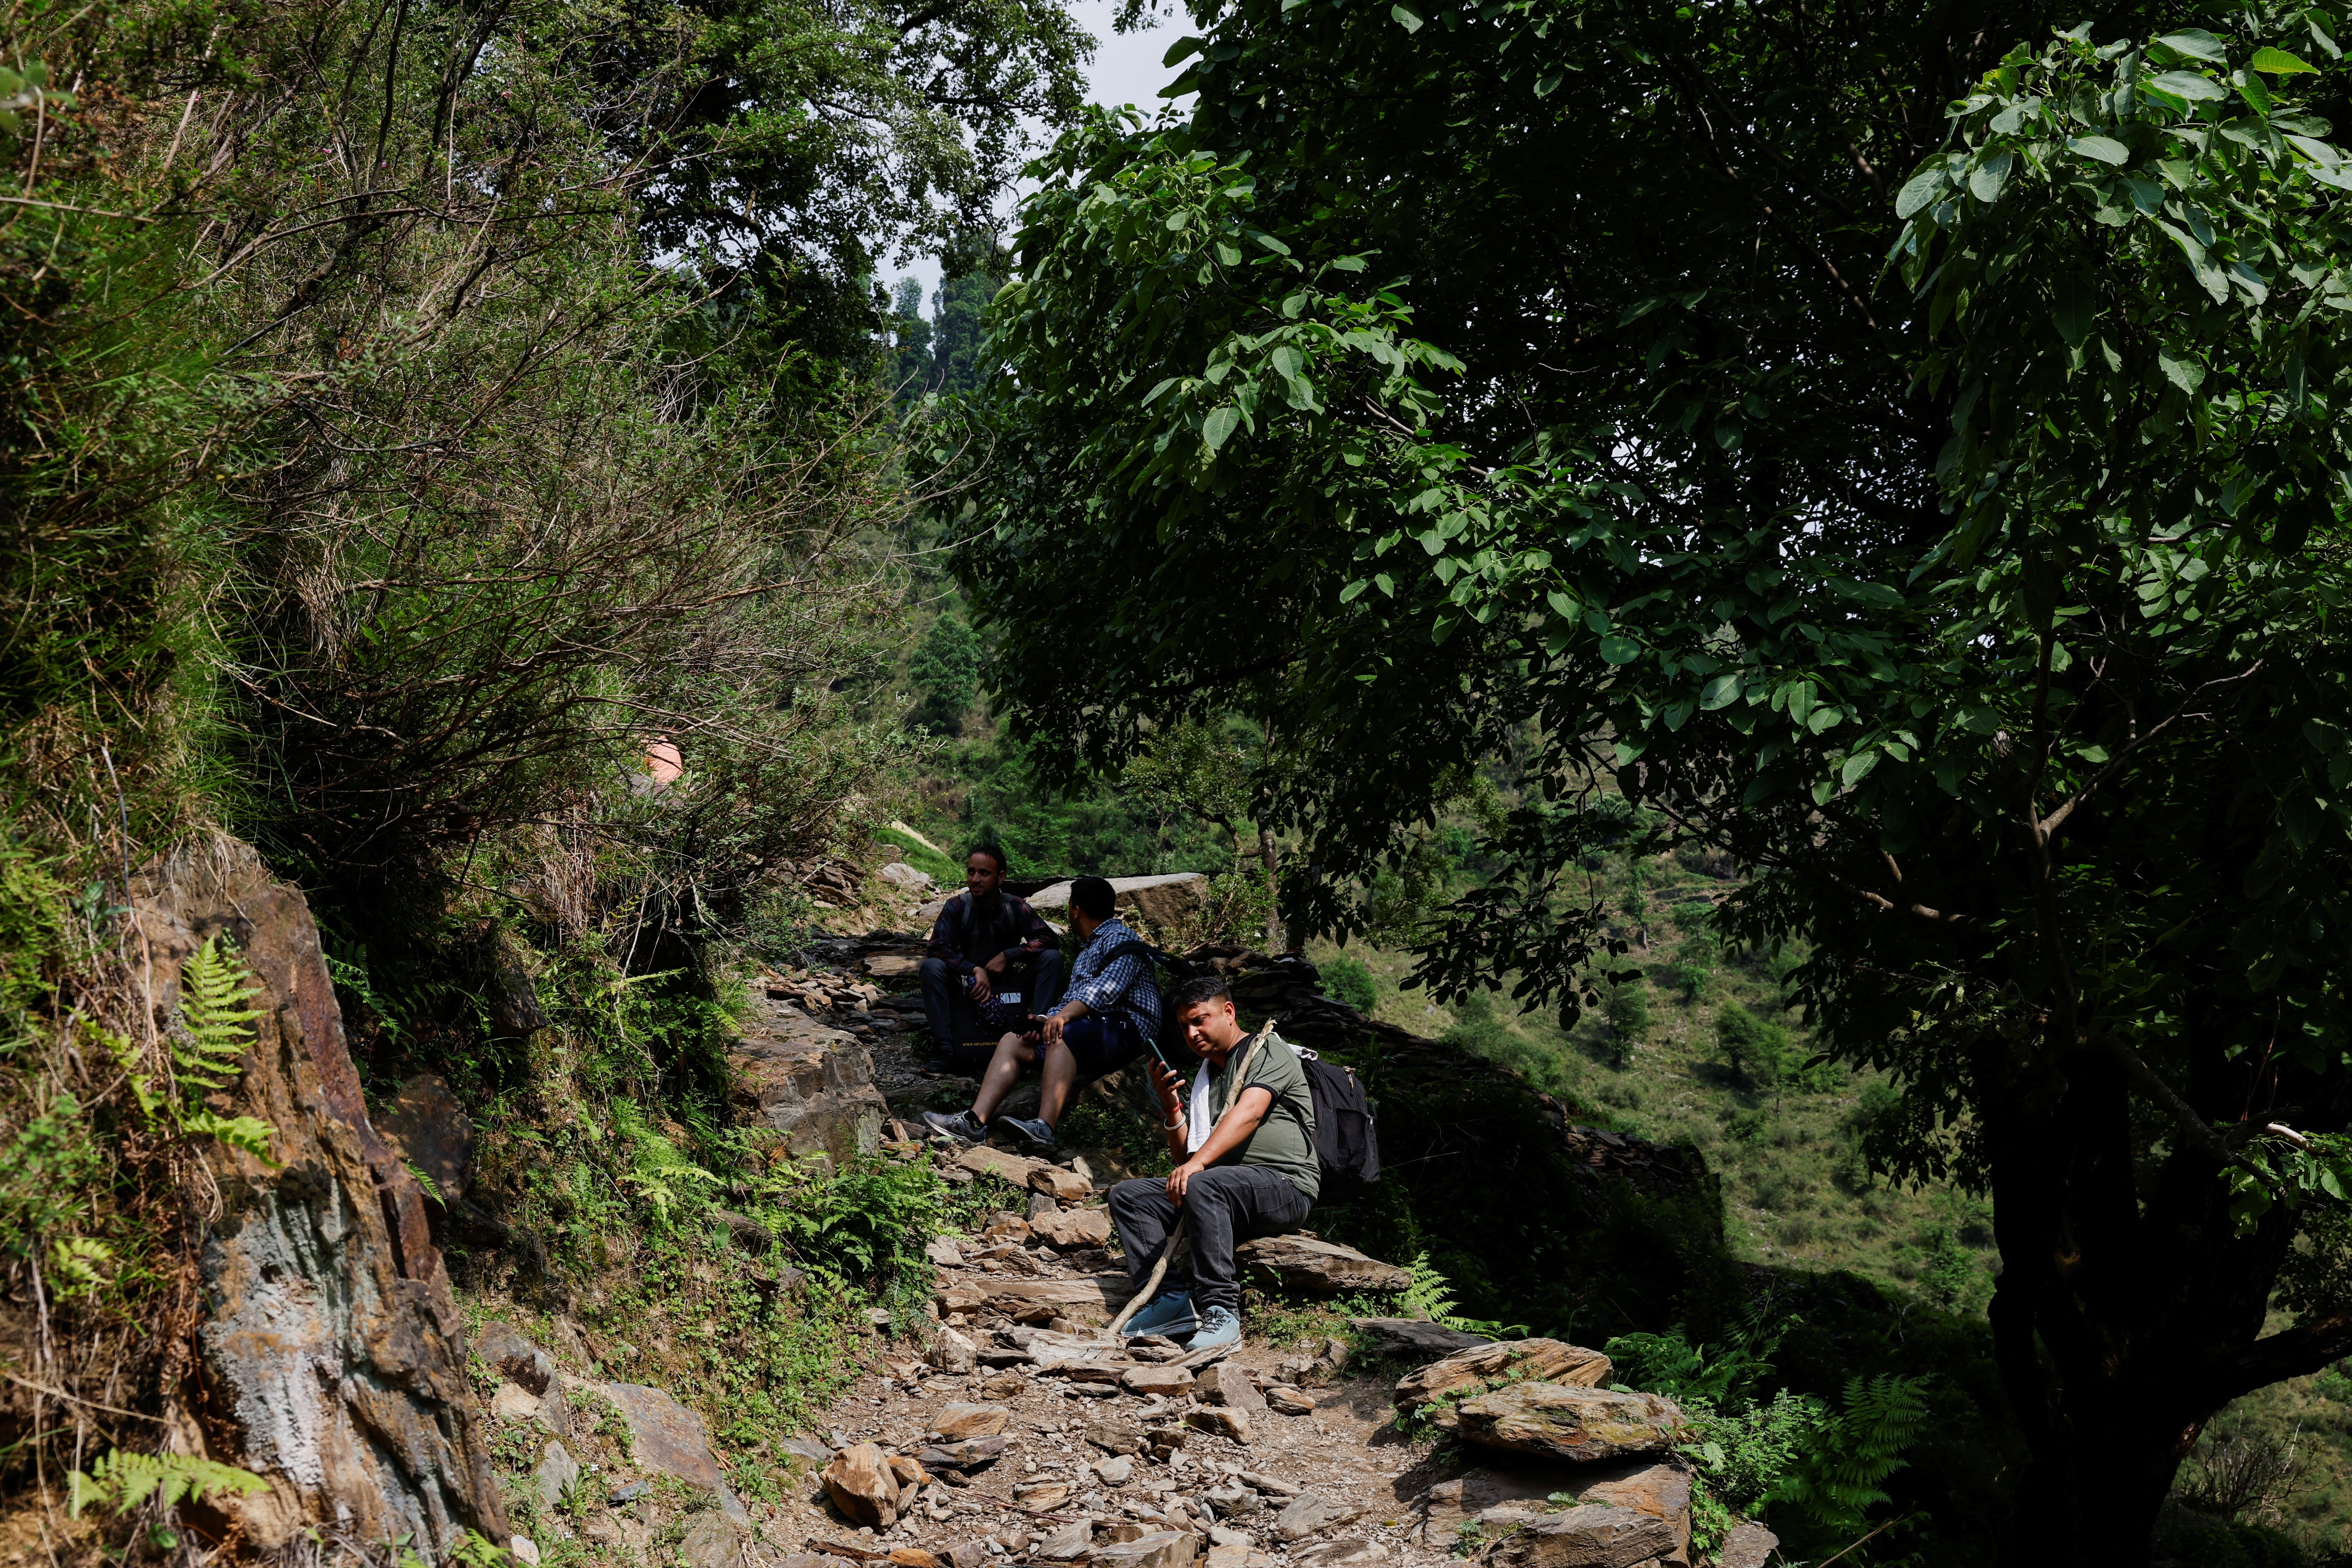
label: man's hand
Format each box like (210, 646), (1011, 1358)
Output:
(967, 967), (994, 1003)
(1149, 1058), (1188, 1132)
(1041, 1010), (1067, 1049)
(983, 951), (1009, 976)
(1166, 1158), (1207, 1204)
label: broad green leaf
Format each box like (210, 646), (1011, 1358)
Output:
(1391, 3), (1422, 31)
(2150, 70), (2229, 101)
(1785, 682), (1817, 726)
(2158, 345), (2206, 393)
(2067, 135), (2131, 165)
(1894, 165), (1947, 219)
(1328, 255), (1368, 272)
(1340, 578), (1369, 603)
(1546, 590), (1578, 619)
(1969, 150), (2013, 203)
(2251, 46), (2319, 74)
(2286, 133), (2341, 168)
(1203, 405), (1241, 450)
(2157, 29), (2229, 62)
(1841, 750), (1881, 787)
(1161, 35), (1205, 67)
(1598, 635), (1640, 665)
(1699, 673), (1741, 710)
(1808, 706), (1845, 733)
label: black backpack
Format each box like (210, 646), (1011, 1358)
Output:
(1290, 1046), (1382, 1194)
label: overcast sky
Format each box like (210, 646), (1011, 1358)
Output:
(894, 0), (1193, 306)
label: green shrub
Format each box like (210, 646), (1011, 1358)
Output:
(1321, 952), (1378, 1015)
(1715, 1001), (1788, 1088)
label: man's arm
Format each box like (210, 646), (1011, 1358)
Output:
(925, 899), (973, 975)
(1166, 1086), (1273, 1202)
(1149, 1058), (1191, 1162)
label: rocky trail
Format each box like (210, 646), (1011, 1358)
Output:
(127, 849), (1777, 1568)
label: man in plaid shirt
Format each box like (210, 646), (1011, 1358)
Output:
(924, 876), (1160, 1153)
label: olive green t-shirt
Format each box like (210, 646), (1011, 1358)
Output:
(1207, 1029), (1321, 1201)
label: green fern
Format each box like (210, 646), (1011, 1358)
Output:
(176, 933), (266, 1092)
(169, 934), (280, 1166)
(49, 1237), (113, 1300)
(1764, 1373), (1929, 1533)
(68, 1450), (269, 1518)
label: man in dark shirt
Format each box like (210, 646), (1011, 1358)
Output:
(919, 845), (1063, 1072)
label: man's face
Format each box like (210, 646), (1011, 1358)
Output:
(1177, 997), (1241, 1061)
(966, 853), (1004, 898)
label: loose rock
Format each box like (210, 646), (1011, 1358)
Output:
(931, 1403), (1011, 1440)
(1233, 1235), (1409, 1294)
(1028, 1165), (1094, 1203)
(1123, 1366), (1196, 1397)
(1033, 1207), (1115, 1249)
(1483, 1505), (1675, 1568)
(1348, 1318), (1491, 1358)
(917, 1437), (1008, 1471)
(1291, 1539), (1386, 1568)
(1086, 1420), (1146, 1455)
(1198, 1363), (1265, 1414)
(929, 1327), (978, 1374)
(1265, 1387), (1314, 1416)
(680, 1513), (742, 1568)
(1274, 1492), (1368, 1541)
(823, 1442), (902, 1529)
(530, 1441), (579, 1511)
(1094, 1455), (1134, 1486)
(1186, 1408), (1252, 1444)
(1454, 1384), (1684, 1465)
(1720, 1522), (1780, 1568)
(1092, 1530), (1200, 1568)
(1033, 1518), (1094, 1560)
(1394, 1340), (1614, 1425)
(926, 1237), (964, 1267)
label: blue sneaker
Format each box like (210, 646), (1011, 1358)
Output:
(1120, 1290), (1199, 1339)
(1185, 1305), (1241, 1350)
(999, 1116), (1058, 1153)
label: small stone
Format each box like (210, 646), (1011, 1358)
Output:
(1206, 1546), (1250, 1568)
(1028, 1192), (1061, 1220)
(1102, 1522), (1148, 1544)
(1033, 1518), (1094, 1560)
(1720, 1521), (1780, 1568)
(1265, 1387), (1314, 1416)
(477, 1323), (556, 1395)
(1291, 1538), (1385, 1568)
(609, 1480), (650, 1504)
(1207, 1527), (1251, 1549)
(1237, 1472), (1300, 1497)
(509, 1539), (541, 1567)
(1203, 1485), (1257, 1515)
(1095, 1455), (1134, 1486)
(928, 1237), (966, 1267)
(1028, 1165), (1093, 1203)
(918, 1436), (1009, 1471)
(777, 1435), (836, 1466)
(1123, 1366), (1195, 1397)
(1087, 1420), (1146, 1455)
(946, 1544), (994, 1568)
(680, 1512), (742, 1568)
(1347, 1318), (1491, 1358)
(886, 1551), (941, 1568)
(1091, 1530), (1199, 1568)
(1199, 1364), (1264, 1415)
(931, 1327), (980, 1374)
(1274, 1493), (1367, 1541)
(1033, 1206), (1116, 1250)
(1186, 1408), (1252, 1444)
(531, 1441), (580, 1511)
(1015, 1483), (1071, 1509)
(491, 1382), (541, 1424)
(932, 1403), (1011, 1439)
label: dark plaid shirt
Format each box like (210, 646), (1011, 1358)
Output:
(925, 891), (1056, 978)
(1062, 916), (1162, 1040)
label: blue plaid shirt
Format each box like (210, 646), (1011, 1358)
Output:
(1062, 916), (1161, 1039)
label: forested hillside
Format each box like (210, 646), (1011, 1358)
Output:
(12, 2), (2352, 1568)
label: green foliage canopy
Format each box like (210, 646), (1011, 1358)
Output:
(951, 0), (2352, 1552)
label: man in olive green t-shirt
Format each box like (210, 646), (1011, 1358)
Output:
(1108, 975), (1318, 1349)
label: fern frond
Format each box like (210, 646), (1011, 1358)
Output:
(183, 1109), (281, 1167)
(50, 1237), (113, 1300)
(175, 933), (265, 1093)
(68, 1451), (269, 1518)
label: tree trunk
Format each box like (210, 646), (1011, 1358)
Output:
(1985, 1037), (2329, 1565)
(1259, 825), (1285, 952)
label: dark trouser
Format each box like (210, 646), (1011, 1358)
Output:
(919, 951), (1064, 1071)
(1108, 1164), (1314, 1315)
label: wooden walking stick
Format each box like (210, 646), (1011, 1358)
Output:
(1105, 1028), (1268, 1336)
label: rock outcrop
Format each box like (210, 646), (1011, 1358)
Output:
(130, 837), (506, 1555)
(1454, 1383), (1684, 1466)
(731, 982), (889, 1166)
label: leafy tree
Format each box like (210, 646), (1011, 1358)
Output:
(1602, 975), (1651, 1066)
(1123, 717), (1287, 946)
(908, 614), (982, 735)
(892, 278), (935, 401)
(953, 0), (2352, 1555)
(1715, 1001), (1788, 1091)
(930, 232), (1014, 395)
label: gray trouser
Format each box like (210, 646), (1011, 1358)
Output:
(1108, 1164), (1314, 1314)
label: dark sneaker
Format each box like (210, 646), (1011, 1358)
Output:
(999, 1115), (1057, 1152)
(1120, 1290), (1199, 1339)
(922, 1109), (987, 1143)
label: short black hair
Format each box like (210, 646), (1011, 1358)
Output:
(966, 844), (1008, 874)
(1168, 975), (1233, 1014)
(1071, 875), (1117, 919)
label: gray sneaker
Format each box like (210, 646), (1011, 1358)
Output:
(999, 1115), (1057, 1153)
(923, 1109), (987, 1143)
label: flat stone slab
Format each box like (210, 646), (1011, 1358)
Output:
(1454, 1383), (1684, 1466)
(602, 1382), (750, 1522)
(1416, 1461), (1690, 1558)
(1235, 1235), (1409, 1295)
(1485, 1504), (1676, 1568)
